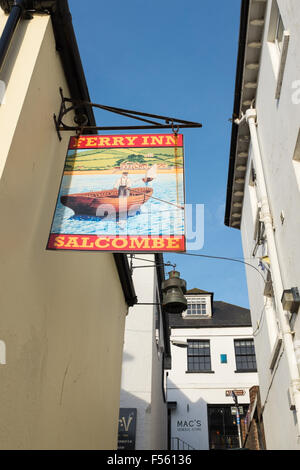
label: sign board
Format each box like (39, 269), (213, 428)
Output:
(176, 418), (202, 432)
(118, 408), (137, 450)
(225, 390), (246, 397)
(231, 406), (244, 416)
(47, 134), (185, 252)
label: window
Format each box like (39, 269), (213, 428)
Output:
(208, 405), (246, 450)
(293, 129), (300, 162)
(234, 339), (257, 372)
(184, 296), (211, 317)
(268, 1), (284, 50)
(292, 129), (300, 192)
(275, 13), (284, 52)
(187, 340), (212, 372)
(187, 298), (207, 316)
(183, 295), (212, 318)
(267, 0), (290, 98)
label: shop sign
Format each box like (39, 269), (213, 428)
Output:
(225, 390), (246, 397)
(118, 408), (137, 450)
(176, 418), (202, 432)
(47, 134), (185, 252)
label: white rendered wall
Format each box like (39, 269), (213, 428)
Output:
(120, 256), (168, 450)
(239, 0), (300, 450)
(167, 327), (258, 450)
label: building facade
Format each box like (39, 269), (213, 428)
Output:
(0, 1), (136, 449)
(225, 0), (300, 449)
(167, 289), (259, 450)
(119, 254), (171, 450)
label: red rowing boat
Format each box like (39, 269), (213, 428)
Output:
(60, 187), (153, 216)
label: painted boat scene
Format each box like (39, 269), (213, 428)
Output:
(49, 135), (185, 237)
(60, 186), (154, 217)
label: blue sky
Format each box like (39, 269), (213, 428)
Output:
(70, 0), (250, 308)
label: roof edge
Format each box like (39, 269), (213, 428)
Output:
(169, 324), (252, 329)
(50, 0), (96, 130)
(113, 254), (137, 307)
(224, 0), (250, 228)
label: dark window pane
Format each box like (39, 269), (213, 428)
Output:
(234, 339), (257, 371)
(187, 340), (211, 371)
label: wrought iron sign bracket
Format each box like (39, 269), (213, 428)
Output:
(53, 88), (202, 141)
(128, 254), (177, 275)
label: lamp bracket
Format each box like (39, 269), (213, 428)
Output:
(128, 254), (176, 275)
(131, 263), (176, 270)
(135, 303), (161, 306)
(53, 88), (202, 141)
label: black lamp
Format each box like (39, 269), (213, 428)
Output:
(162, 270), (187, 314)
(131, 260), (187, 314)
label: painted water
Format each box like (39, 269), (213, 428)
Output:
(50, 173), (184, 236)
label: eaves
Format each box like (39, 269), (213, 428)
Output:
(225, 0), (267, 229)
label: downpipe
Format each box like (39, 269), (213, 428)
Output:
(0, 0), (27, 71)
(245, 107), (300, 437)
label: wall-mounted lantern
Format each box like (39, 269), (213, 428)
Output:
(162, 270), (187, 314)
(130, 259), (187, 314)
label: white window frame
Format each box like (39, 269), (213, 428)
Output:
(182, 296), (212, 318)
(292, 128), (300, 192)
(267, 0), (290, 99)
(187, 339), (212, 373)
(274, 13), (284, 53)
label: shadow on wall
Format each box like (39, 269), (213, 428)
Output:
(119, 388), (150, 450)
(167, 377), (209, 451)
(122, 351), (135, 363)
(119, 387), (169, 451)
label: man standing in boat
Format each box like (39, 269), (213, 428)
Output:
(114, 171), (132, 226)
(114, 171), (132, 197)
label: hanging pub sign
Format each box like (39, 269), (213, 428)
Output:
(47, 134), (186, 252)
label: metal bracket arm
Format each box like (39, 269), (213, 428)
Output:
(54, 88), (202, 140)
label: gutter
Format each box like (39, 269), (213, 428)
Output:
(113, 254), (137, 307)
(224, 0), (250, 227)
(0, 0), (137, 307)
(50, 0), (96, 129)
(0, 0), (27, 69)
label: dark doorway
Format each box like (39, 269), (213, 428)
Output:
(207, 404), (245, 450)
